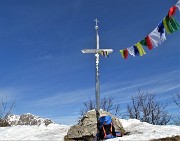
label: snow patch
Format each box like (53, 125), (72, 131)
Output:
(0, 118), (179, 140)
(118, 119), (180, 140)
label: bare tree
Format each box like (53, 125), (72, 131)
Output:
(80, 96), (121, 118)
(80, 99), (96, 117)
(172, 93), (180, 125)
(172, 93), (180, 109)
(173, 116), (180, 126)
(0, 97), (15, 127)
(127, 90), (171, 125)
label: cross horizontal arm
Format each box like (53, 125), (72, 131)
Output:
(81, 49), (113, 54)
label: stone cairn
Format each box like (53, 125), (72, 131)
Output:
(64, 110), (125, 141)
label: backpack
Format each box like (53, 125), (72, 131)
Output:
(98, 116), (116, 139)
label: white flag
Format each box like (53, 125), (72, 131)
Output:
(176, 0), (180, 11)
(149, 23), (166, 47)
(127, 46), (135, 57)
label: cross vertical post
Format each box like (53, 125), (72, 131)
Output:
(95, 18), (100, 112)
(81, 19), (113, 114)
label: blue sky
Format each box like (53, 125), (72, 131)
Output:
(0, 0), (179, 125)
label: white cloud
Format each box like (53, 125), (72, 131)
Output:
(25, 70), (179, 121)
(0, 87), (25, 102)
(98, 70), (180, 104)
(29, 88), (95, 108)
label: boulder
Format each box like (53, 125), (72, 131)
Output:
(64, 110), (125, 141)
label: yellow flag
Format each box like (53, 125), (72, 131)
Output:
(135, 42), (146, 56)
(120, 50), (124, 58)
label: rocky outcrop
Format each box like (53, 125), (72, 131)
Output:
(7, 113), (53, 126)
(64, 110), (125, 141)
(0, 119), (11, 127)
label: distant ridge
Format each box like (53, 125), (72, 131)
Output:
(7, 113), (54, 126)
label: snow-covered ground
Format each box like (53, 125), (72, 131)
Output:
(0, 119), (179, 140)
(0, 124), (69, 140)
(116, 119), (180, 140)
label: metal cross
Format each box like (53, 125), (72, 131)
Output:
(94, 18), (99, 26)
(81, 19), (113, 113)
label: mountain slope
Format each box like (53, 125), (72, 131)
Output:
(7, 113), (53, 126)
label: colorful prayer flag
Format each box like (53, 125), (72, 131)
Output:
(127, 46), (135, 57)
(119, 0), (180, 60)
(135, 42), (146, 56)
(120, 49), (128, 59)
(149, 23), (166, 47)
(145, 36), (153, 50)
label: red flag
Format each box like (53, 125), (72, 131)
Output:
(145, 36), (153, 50)
(124, 49), (128, 59)
(168, 6), (176, 17)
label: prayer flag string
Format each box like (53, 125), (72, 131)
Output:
(120, 0), (180, 59)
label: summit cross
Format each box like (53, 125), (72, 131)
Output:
(94, 18), (99, 26)
(81, 19), (113, 113)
